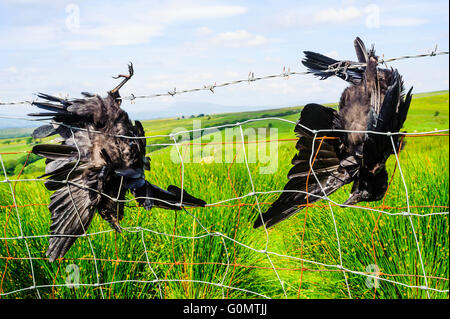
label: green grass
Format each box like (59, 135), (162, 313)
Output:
(0, 91), (448, 299)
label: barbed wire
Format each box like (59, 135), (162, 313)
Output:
(0, 49), (448, 106)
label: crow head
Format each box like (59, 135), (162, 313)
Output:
(368, 45), (378, 63)
(344, 167), (388, 205)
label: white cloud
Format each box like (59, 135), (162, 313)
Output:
(64, 4), (247, 50)
(224, 71), (240, 78)
(314, 7), (362, 23)
(2, 2), (248, 51)
(195, 26), (214, 36)
(210, 30), (267, 48)
(279, 6), (363, 27)
(277, 4), (433, 29)
(158, 5), (247, 21)
(382, 18), (429, 27)
(63, 24), (164, 50)
(145, 75), (174, 91)
(1, 25), (61, 46)
(324, 50), (339, 59)
(4, 66), (18, 73)
(2, 0), (56, 3)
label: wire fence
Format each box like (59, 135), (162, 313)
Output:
(0, 48), (449, 299)
(0, 122), (448, 298)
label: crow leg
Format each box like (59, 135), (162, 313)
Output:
(96, 165), (124, 233)
(95, 165), (109, 203)
(110, 62), (134, 94)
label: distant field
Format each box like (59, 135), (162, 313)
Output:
(0, 127), (34, 139)
(0, 90), (448, 299)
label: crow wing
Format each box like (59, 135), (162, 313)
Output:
(29, 94), (114, 261)
(45, 171), (97, 262)
(254, 104), (350, 228)
(362, 69), (412, 172)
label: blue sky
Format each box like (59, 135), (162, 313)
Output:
(0, 0), (448, 126)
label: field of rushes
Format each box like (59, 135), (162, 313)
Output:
(0, 120), (448, 299)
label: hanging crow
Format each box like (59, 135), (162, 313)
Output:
(29, 63), (206, 262)
(254, 37), (413, 229)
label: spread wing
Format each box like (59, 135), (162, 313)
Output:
(46, 171), (97, 262)
(29, 93), (113, 261)
(254, 104), (350, 229)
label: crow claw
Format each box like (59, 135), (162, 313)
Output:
(110, 62), (134, 95)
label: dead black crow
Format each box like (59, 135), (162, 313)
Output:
(254, 37), (412, 229)
(29, 63), (206, 262)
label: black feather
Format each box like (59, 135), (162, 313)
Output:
(36, 93), (70, 105)
(254, 104), (345, 229)
(45, 177), (96, 262)
(32, 102), (70, 114)
(32, 125), (58, 139)
(302, 51), (363, 84)
(354, 37), (368, 63)
(167, 185), (207, 207)
(32, 144), (78, 160)
(115, 168), (143, 179)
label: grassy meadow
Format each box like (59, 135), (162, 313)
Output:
(0, 90), (448, 299)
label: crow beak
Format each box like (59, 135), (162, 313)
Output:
(115, 168), (145, 189)
(115, 168), (144, 179)
(369, 163), (384, 175)
(143, 156), (151, 171)
(343, 193), (360, 206)
(124, 178), (145, 189)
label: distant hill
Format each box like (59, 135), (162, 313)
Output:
(0, 127), (35, 139)
(0, 90), (447, 140)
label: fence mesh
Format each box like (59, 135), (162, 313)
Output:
(0, 49), (448, 299)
